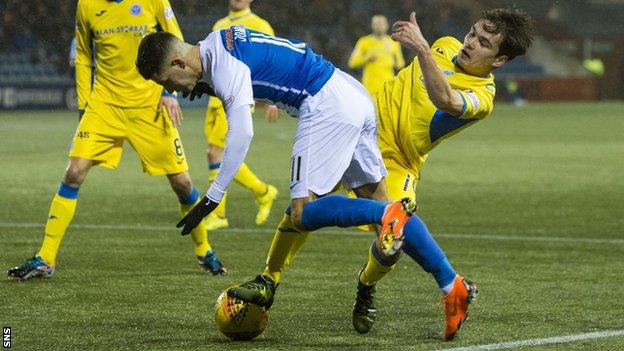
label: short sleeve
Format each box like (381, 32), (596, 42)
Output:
(456, 84), (495, 119)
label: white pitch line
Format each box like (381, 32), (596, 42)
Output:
(439, 329), (624, 351)
(0, 222), (623, 245)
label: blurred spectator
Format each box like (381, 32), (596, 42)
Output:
(0, 0), (474, 80)
(348, 15), (405, 96)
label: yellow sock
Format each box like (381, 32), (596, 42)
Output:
(209, 168), (227, 218)
(214, 193), (227, 218)
(39, 192), (78, 265)
(181, 200), (212, 257)
(235, 162), (266, 197)
(359, 242), (397, 286)
(262, 214), (310, 284)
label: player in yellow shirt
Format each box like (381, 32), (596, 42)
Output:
(203, 0), (279, 231)
(351, 9), (535, 339)
(349, 15), (405, 96)
(8, 0), (226, 281)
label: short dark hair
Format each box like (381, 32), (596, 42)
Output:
(136, 32), (178, 80)
(479, 8), (536, 61)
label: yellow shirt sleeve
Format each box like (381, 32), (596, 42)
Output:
(348, 37), (368, 69)
(457, 86), (494, 120)
(153, 0), (183, 40)
(393, 41), (405, 69)
(74, 0), (93, 110)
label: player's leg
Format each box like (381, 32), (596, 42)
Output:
(227, 194), (314, 308)
(167, 172), (226, 275)
(127, 104), (224, 275)
(401, 216), (479, 340)
(38, 157), (92, 263)
(8, 100), (125, 280)
(7, 157), (93, 281)
(355, 161), (419, 282)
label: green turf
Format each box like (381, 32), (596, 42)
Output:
(1, 102), (623, 350)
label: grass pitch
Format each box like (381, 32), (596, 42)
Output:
(1, 102), (623, 350)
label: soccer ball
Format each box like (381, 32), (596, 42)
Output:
(214, 290), (269, 340)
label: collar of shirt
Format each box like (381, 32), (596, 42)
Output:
(228, 8), (252, 21)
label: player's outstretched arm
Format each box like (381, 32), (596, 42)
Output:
(392, 12), (464, 116)
(176, 104), (254, 235)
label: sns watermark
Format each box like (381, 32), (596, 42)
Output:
(2, 327), (10, 349)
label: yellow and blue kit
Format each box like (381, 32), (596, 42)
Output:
(204, 7), (274, 148)
(376, 36), (496, 201)
(72, 0), (186, 175)
(348, 34), (405, 96)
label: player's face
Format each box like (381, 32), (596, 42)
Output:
(457, 20), (507, 70)
(371, 16), (389, 36)
(152, 63), (197, 94)
(229, 0), (252, 11)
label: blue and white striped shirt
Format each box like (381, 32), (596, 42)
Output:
(199, 25), (335, 116)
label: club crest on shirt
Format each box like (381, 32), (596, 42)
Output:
(130, 4), (142, 16)
(164, 7), (174, 19)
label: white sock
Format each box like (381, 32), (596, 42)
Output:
(441, 275), (457, 295)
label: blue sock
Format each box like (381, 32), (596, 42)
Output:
(209, 162), (221, 170)
(401, 215), (456, 290)
(58, 182), (79, 199)
(300, 195), (386, 231)
(178, 187), (200, 205)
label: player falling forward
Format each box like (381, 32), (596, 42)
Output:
(349, 14), (405, 96)
(7, 0), (226, 281)
(203, 0), (279, 231)
(350, 9), (535, 339)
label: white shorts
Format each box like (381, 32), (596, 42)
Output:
(290, 69), (387, 199)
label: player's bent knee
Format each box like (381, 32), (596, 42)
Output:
(63, 160), (91, 187)
(290, 209), (305, 231)
(290, 199), (309, 232)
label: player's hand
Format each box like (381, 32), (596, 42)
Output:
(391, 12), (429, 54)
(264, 105), (280, 122)
(182, 82), (216, 101)
(159, 96), (183, 128)
(176, 196), (219, 235)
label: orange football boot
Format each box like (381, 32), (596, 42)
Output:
(443, 275), (479, 340)
(378, 198), (417, 256)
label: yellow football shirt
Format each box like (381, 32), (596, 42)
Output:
(376, 36), (496, 172)
(75, 0), (183, 109)
(208, 8), (274, 110)
(349, 35), (405, 96)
